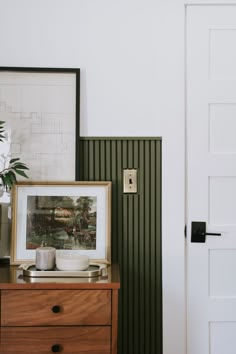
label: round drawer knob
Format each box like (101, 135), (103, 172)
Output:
(52, 305), (61, 313)
(51, 344), (61, 352)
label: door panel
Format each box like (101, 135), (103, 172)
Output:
(187, 5), (236, 354)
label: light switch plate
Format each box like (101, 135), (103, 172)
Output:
(123, 169), (137, 193)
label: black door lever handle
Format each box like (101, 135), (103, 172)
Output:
(202, 232), (221, 236)
(191, 221), (222, 242)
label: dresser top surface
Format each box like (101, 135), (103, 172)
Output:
(0, 264), (120, 290)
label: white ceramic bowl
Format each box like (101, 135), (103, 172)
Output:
(56, 252), (89, 271)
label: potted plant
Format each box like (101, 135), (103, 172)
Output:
(0, 121), (29, 191)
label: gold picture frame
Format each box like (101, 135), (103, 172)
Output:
(10, 181), (111, 265)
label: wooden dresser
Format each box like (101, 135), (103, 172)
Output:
(0, 264), (120, 354)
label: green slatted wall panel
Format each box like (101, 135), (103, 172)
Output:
(79, 137), (162, 354)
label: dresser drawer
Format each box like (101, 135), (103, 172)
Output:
(1, 290), (111, 326)
(0, 326), (111, 354)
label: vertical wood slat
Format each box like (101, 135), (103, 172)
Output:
(79, 137), (162, 354)
(138, 140), (145, 354)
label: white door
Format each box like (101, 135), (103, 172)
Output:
(187, 5), (236, 354)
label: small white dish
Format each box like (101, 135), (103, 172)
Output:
(56, 252), (89, 271)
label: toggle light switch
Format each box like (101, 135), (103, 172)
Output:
(123, 169), (137, 193)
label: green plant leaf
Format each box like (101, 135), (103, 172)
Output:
(12, 161), (29, 167)
(12, 164), (29, 170)
(7, 170), (17, 183)
(9, 158), (20, 164)
(14, 169), (29, 178)
(0, 174), (6, 187)
(1, 174), (13, 191)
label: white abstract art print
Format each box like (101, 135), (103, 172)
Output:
(0, 68), (80, 181)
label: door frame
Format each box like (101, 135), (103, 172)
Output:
(182, 3), (236, 354)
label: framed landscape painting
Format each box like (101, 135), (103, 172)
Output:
(10, 181), (111, 265)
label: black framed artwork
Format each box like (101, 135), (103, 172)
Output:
(0, 67), (80, 181)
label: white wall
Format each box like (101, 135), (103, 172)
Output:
(0, 1), (186, 353)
